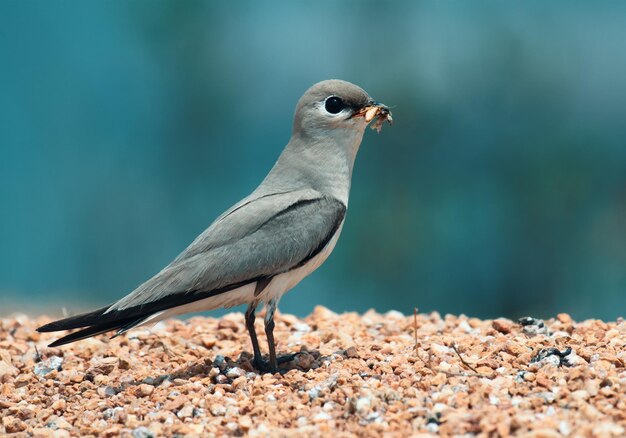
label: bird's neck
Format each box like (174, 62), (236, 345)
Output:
(261, 128), (365, 205)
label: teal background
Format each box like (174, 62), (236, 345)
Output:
(1, 2), (625, 320)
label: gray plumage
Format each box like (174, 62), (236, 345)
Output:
(109, 191), (345, 311)
(38, 79), (392, 372)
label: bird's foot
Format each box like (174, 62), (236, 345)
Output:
(252, 353), (297, 374)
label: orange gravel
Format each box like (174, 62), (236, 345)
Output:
(1, 307), (626, 437)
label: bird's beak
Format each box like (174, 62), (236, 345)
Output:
(354, 101), (393, 132)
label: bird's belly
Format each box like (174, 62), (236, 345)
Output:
(260, 222), (344, 303)
(148, 282), (257, 323)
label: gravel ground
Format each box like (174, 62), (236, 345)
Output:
(1, 306), (626, 437)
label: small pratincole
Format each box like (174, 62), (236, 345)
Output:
(38, 79), (393, 373)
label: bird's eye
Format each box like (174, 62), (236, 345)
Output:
(324, 96), (344, 114)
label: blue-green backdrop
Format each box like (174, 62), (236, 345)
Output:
(2, 1), (625, 320)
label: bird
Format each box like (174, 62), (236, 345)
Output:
(37, 79), (392, 373)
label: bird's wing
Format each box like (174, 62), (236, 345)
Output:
(171, 188), (321, 262)
(38, 191), (346, 345)
(111, 191), (346, 310)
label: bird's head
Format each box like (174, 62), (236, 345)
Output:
(292, 79), (392, 140)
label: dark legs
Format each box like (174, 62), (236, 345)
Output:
(244, 301), (262, 364)
(264, 298), (278, 371)
(244, 298), (294, 373)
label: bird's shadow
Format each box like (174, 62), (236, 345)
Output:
(106, 347), (329, 394)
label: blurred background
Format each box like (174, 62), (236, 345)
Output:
(1, 1), (625, 321)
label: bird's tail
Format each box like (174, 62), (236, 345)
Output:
(37, 306), (145, 347)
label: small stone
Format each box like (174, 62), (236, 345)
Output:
(281, 314), (300, 326)
(355, 396), (371, 413)
(557, 313), (573, 324)
(592, 423), (625, 436)
(210, 404), (226, 416)
(530, 347), (573, 367)
(385, 310), (405, 320)
(201, 336), (217, 348)
(136, 384), (154, 397)
(215, 374), (228, 384)
(51, 399), (66, 411)
(492, 318), (513, 334)
(32, 427), (55, 437)
(293, 322), (311, 332)
(177, 405), (194, 419)
(97, 385), (116, 397)
(313, 412), (332, 421)
(312, 306), (337, 319)
(344, 346), (360, 358)
(426, 422), (439, 433)
(2, 416), (27, 433)
(103, 407), (124, 421)
(164, 398), (185, 411)
(518, 317), (549, 336)
(239, 415), (253, 430)
(213, 355), (227, 371)
(14, 373), (31, 387)
(87, 357), (118, 374)
(217, 319), (239, 331)
(34, 356), (63, 377)
(0, 360), (18, 381)
(70, 372), (84, 383)
(100, 356), (118, 365)
(131, 426), (155, 438)
(226, 367), (244, 378)
(51, 416), (72, 430)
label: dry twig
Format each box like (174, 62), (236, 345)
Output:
(411, 307), (491, 379)
(451, 343), (480, 374)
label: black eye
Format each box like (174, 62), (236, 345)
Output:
(325, 96), (344, 114)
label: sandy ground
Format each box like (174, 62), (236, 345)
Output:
(1, 307), (626, 437)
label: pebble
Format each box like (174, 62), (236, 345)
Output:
(492, 318), (513, 334)
(355, 396), (372, 413)
(103, 407), (124, 421)
(344, 346), (360, 358)
(0, 360), (19, 380)
(97, 385), (116, 398)
(313, 412), (332, 421)
(34, 356), (64, 376)
(3, 416), (27, 433)
(131, 426), (155, 438)
(209, 404), (226, 416)
(238, 415), (253, 430)
(226, 367), (244, 378)
(518, 317), (549, 336)
(136, 384), (154, 397)
(215, 374), (228, 384)
(50, 399), (66, 411)
(176, 405), (194, 419)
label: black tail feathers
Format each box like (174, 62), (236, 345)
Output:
(37, 306), (110, 333)
(37, 305), (144, 347)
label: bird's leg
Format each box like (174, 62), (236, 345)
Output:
(262, 298), (298, 371)
(248, 298), (296, 373)
(264, 298), (279, 372)
(244, 302), (263, 366)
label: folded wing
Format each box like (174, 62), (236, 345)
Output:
(38, 191), (346, 346)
